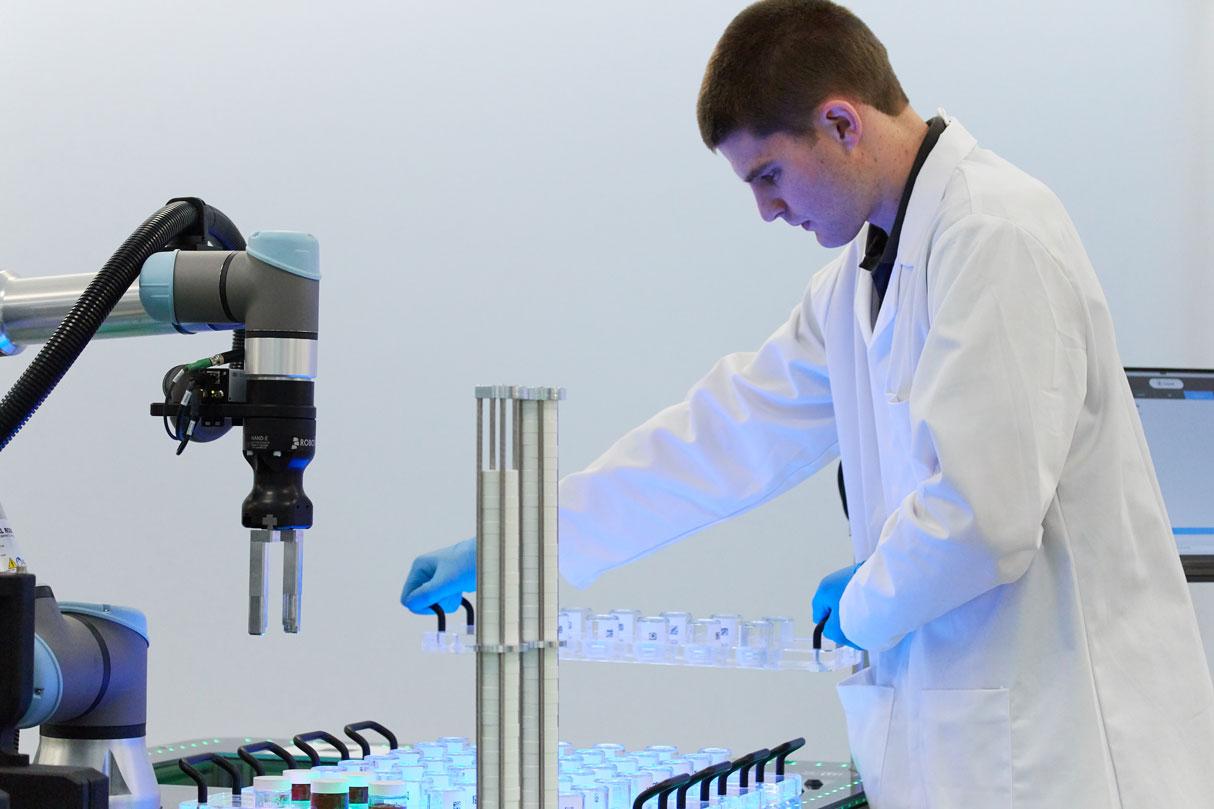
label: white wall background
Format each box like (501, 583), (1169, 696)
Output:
(0, 0), (1210, 762)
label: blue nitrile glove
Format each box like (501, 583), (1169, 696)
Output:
(811, 563), (863, 650)
(401, 538), (477, 614)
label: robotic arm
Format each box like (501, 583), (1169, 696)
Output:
(0, 198), (320, 809)
(0, 198), (319, 634)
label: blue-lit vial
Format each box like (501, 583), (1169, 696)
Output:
(447, 753), (475, 769)
(666, 758), (693, 776)
(423, 760), (450, 778)
(601, 777), (634, 809)
(392, 751), (424, 767)
(592, 765), (618, 780)
(624, 771), (654, 798)
(645, 746), (679, 763)
(684, 754), (714, 773)
(417, 743), (447, 761)
(643, 766), (674, 784)
(559, 790), (584, 809)
(698, 748), (732, 766)
(368, 779), (408, 807)
(398, 777), (426, 809)
(558, 742), (574, 759)
(593, 743), (627, 760)
(629, 752), (660, 769)
(437, 737), (470, 754)
(574, 749), (606, 766)
(578, 785), (609, 809)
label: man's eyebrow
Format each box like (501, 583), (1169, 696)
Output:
(743, 160), (775, 184)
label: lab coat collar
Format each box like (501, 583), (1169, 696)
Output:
(892, 110), (979, 268)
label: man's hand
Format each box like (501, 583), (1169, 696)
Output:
(812, 563), (863, 650)
(401, 538), (477, 614)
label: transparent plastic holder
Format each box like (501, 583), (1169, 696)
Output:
(422, 629), (471, 654)
(709, 615), (741, 647)
(559, 607), (593, 652)
(610, 609), (641, 645)
(585, 614), (620, 659)
(659, 612), (693, 645)
(682, 619), (722, 666)
(736, 620), (771, 668)
(633, 616), (671, 662)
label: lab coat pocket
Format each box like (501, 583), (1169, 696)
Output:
(836, 667), (895, 803)
(917, 688), (1011, 809)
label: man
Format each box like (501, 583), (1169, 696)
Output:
(402, 2), (1214, 806)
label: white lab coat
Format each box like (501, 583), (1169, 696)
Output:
(557, 116), (1214, 808)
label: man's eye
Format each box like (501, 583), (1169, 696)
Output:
(762, 171), (779, 185)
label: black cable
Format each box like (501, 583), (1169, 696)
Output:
(0, 201), (199, 451)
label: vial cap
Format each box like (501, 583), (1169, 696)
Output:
(253, 775), (289, 790)
(284, 769), (312, 784)
(344, 772), (371, 787)
(312, 778), (349, 795)
(370, 780), (407, 796)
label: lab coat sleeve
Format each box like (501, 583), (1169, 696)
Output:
(558, 267), (842, 589)
(839, 213), (1087, 652)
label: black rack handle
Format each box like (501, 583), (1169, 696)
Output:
(812, 612), (829, 651)
(737, 749), (771, 789)
(460, 597), (476, 631)
(677, 761), (732, 809)
(430, 604), (447, 633)
(293, 730), (350, 766)
(237, 740), (298, 776)
(344, 720), (399, 757)
(697, 762), (734, 803)
(178, 752), (243, 804)
(632, 773), (691, 809)
(769, 737), (806, 778)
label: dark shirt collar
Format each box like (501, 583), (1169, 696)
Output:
(859, 115), (948, 272)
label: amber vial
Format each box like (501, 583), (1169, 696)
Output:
(311, 778), (350, 809)
(285, 768), (312, 803)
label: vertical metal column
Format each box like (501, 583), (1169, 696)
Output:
(476, 386), (564, 809)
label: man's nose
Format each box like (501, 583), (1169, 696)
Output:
(755, 191), (786, 223)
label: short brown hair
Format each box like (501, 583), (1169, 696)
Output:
(697, 0), (908, 149)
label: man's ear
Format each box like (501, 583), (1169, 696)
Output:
(817, 99), (862, 151)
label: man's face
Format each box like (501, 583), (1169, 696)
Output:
(718, 126), (871, 249)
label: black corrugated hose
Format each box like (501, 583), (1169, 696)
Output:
(0, 200), (242, 452)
